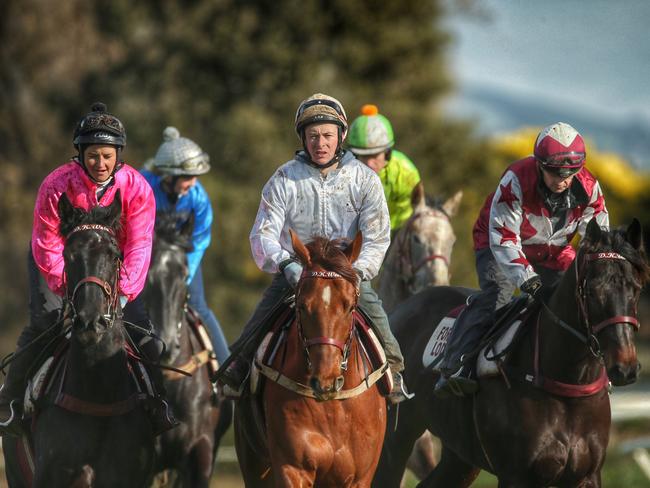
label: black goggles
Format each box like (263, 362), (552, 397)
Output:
(79, 113), (124, 134)
(297, 98), (345, 118)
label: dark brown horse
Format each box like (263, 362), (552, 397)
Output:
(235, 231), (387, 487)
(143, 212), (231, 487)
(3, 192), (155, 487)
(374, 219), (649, 488)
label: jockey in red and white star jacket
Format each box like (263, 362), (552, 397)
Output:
(32, 159), (156, 301)
(473, 156), (609, 288)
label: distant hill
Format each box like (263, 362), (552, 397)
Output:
(445, 82), (650, 170)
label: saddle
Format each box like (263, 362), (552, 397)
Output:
(422, 295), (537, 377)
(248, 300), (393, 397)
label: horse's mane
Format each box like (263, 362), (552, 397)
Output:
(581, 227), (650, 285)
(154, 211), (193, 253)
(305, 237), (358, 286)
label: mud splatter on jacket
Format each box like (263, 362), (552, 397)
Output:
(250, 150), (390, 280)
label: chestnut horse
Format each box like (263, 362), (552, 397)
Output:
(143, 212), (231, 487)
(374, 219), (648, 487)
(234, 231), (387, 487)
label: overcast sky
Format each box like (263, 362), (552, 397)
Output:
(444, 0), (650, 124)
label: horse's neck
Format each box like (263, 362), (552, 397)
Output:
(66, 327), (133, 401)
(536, 267), (602, 383)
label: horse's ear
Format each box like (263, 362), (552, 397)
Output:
(442, 190), (463, 217)
(58, 193), (75, 225)
(180, 211), (195, 240)
(585, 218), (602, 243)
(343, 231), (363, 264)
(290, 229), (311, 267)
(411, 182), (426, 210)
(626, 218), (643, 250)
(106, 189), (122, 228)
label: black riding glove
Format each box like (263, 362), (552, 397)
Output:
(520, 275), (543, 299)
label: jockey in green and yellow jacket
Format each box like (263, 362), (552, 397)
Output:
(347, 104), (421, 231)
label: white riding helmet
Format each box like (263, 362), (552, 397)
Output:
(149, 127), (210, 176)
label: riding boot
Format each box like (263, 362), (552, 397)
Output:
(0, 345), (42, 436)
(138, 336), (179, 436)
(217, 354), (251, 399)
(434, 305), (480, 399)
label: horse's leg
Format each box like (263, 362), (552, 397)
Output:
(187, 436), (215, 488)
(234, 403), (273, 488)
(405, 432), (440, 483)
(416, 445), (479, 488)
(373, 403), (428, 488)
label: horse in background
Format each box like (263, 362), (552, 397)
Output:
(374, 219), (648, 487)
(377, 182), (462, 313)
(235, 231), (387, 487)
(3, 192), (154, 487)
(376, 182), (462, 485)
(143, 211), (231, 488)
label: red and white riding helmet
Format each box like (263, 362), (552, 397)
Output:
(534, 122), (586, 177)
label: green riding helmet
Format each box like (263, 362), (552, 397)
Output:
(348, 104), (395, 156)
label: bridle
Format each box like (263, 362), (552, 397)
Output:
(65, 224), (121, 326)
(295, 270), (359, 376)
(542, 250), (640, 357)
(395, 207), (451, 291)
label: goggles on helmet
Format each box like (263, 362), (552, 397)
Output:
(297, 98), (345, 119)
(538, 152), (585, 177)
(78, 113), (125, 135)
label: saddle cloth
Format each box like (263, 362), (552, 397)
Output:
(249, 304), (393, 396)
(422, 297), (532, 377)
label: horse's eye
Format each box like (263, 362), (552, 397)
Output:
(412, 234), (422, 245)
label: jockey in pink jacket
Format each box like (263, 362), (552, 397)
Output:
(435, 122), (609, 398)
(32, 158), (154, 301)
(0, 103), (177, 436)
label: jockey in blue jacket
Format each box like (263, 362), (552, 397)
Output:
(141, 127), (230, 366)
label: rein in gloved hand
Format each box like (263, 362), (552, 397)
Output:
(520, 275), (543, 301)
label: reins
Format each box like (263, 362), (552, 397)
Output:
(526, 250), (641, 396)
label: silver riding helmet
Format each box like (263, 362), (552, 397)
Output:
(147, 126), (211, 176)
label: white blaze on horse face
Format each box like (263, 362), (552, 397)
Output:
(322, 285), (332, 307)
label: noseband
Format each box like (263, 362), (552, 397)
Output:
(296, 270), (359, 372)
(396, 208), (451, 288)
(65, 224), (121, 324)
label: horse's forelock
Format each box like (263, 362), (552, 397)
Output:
(305, 237), (358, 286)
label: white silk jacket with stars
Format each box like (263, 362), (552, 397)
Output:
(250, 150), (391, 281)
(473, 157), (609, 288)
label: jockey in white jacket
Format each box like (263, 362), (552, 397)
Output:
(219, 93), (409, 403)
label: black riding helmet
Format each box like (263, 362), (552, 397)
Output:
(73, 102), (127, 178)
